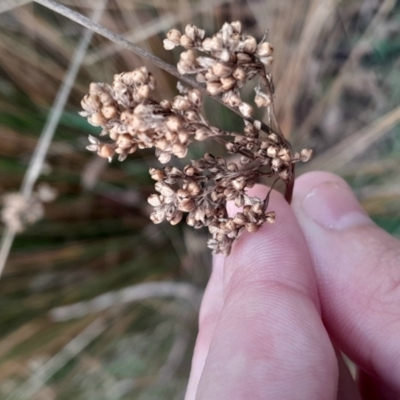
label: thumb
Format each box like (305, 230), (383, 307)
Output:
(292, 171), (400, 395)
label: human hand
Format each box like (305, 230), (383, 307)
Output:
(185, 171), (400, 400)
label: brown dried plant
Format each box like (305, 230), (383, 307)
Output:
(80, 21), (312, 256)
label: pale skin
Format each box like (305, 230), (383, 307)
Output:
(185, 171), (400, 400)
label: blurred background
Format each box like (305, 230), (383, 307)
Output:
(0, 0), (399, 398)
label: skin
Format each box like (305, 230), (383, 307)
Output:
(185, 171), (400, 400)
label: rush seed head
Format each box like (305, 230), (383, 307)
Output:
(81, 21), (312, 255)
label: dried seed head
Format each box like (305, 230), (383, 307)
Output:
(206, 82), (223, 96)
(231, 21), (242, 33)
(278, 148), (291, 162)
(148, 194), (162, 207)
(81, 22), (313, 256)
(98, 143), (114, 160)
(234, 195), (245, 207)
(188, 89), (202, 106)
(187, 181), (201, 196)
(177, 189), (191, 200)
(158, 152), (172, 164)
(180, 34), (194, 48)
(220, 76), (236, 91)
(178, 131), (189, 144)
(137, 84), (150, 99)
(232, 176), (246, 190)
(242, 36), (257, 54)
(240, 156), (250, 165)
(102, 105), (118, 119)
(172, 96), (191, 111)
(160, 100), (171, 109)
(149, 168), (165, 181)
(184, 110), (200, 123)
(236, 52), (252, 62)
(223, 187), (237, 200)
(195, 127), (209, 141)
(227, 162), (238, 172)
(150, 210), (166, 224)
(220, 48), (230, 62)
(271, 157), (283, 170)
(238, 102), (253, 117)
(166, 116), (184, 131)
(173, 143), (188, 158)
(89, 112), (107, 127)
(164, 39), (177, 50)
(279, 169), (290, 180)
(201, 37), (213, 52)
(267, 146), (278, 158)
(260, 56), (274, 67)
(232, 67), (246, 81)
(256, 42), (273, 57)
(222, 91), (241, 107)
(167, 28), (181, 43)
(178, 199), (196, 212)
(212, 62), (233, 78)
(170, 211), (183, 225)
(155, 182), (175, 197)
(251, 202), (262, 214)
(254, 91), (272, 108)
(165, 131), (177, 142)
(180, 49), (196, 62)
(183, 165), (197, 176)
(300, 148), (313, 162)
(245, 222), (259, 232)
(233, 212), (246, 226)
(266, 212), (275, 224)
(225, 142), (237, 153)
(268, 133), (279, 143)
(1, 191), (47, 233)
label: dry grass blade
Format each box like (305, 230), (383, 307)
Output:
(33, 0), (203, 91)
(84, 0), (226, 66)
(0, 319), (48, 359)
(304, 105), (400, 172)
(0, 0), (31, 13)
(49, 281), (202, 321)
(248, 0), (337, 135)
(0, 230), (15, 279)
(5, 318), (107, 400)
(297, 0), (397, 139)
(0, 0), (106, 278)
(20, 0), (107, 197)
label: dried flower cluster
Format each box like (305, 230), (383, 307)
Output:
(80, 21), (312, 255)
(164, 21), (274, 117)
(1, 185), (56, 233)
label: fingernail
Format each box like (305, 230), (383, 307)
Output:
(302, 181), (371, 230)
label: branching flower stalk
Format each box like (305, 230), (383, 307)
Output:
(81, 21), (312, 256)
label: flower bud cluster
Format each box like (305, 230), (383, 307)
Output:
(81, 22), (313, 255)
(164, 21), (275, 118)
(81, 67), (218, 163)
(223, 120), (312, 185)
(147, 153), (277, 255)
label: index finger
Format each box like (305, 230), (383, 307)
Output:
(195, 186), (338, 399)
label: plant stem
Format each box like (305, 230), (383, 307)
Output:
(284, 164), (295, 204)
